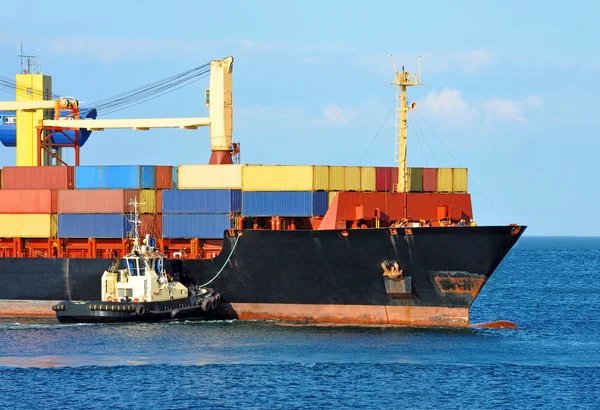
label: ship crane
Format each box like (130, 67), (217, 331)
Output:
(0, 56), (236, 166)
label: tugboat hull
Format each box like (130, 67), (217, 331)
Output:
(52, 290), (221, 324)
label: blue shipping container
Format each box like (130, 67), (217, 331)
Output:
(172, 166), (178, 189)
(75, 165), (155, 189)
(58, 214), (133, 238)
(162, 190), (241, 214)
(242, 191), (328, 217)
(162, 214), (234, 239)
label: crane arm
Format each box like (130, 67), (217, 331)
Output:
(42, 117), (211, 131)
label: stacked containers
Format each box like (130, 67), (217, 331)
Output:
(0, 167), (71, 238)
(162, 189), (240, 238)
(56, 189), (140, 238)
(0, 189), (58, 237)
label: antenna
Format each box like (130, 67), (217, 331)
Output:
(127, 197), (146, 247)
(17, 41), (42, 74)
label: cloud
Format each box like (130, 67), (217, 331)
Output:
(419, 87), (478, 125)
(481, 95), (543, 122)
(321, 103), (347, 125)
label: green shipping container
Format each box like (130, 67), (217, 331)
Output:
(408, 167), (423, 192)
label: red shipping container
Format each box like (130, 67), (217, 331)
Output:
(422, 168), (438, 192)
(375, 167), (399, 192)
(58, 190), (141, 214)
(0, 189), (57, 213)
(155, 166), (174, 189)
(123, 189), (140, 214)
(2, 166), (74, 190)
(406, 193), (472, 221)
(156, 189), (163, 214)
(140, 214), (162, 238)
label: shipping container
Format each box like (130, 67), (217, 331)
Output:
(328, 191), (339, 206)
(437, 168), (454, 192)
(329, 166), (345, 191)
(242, 191), (328, 217)
(58, 214), (133, 238)
(162, 189), (241, 214)
(242, 165), (314, 191)
(172, 166), (178, 189)
(155, 166), (174, 189)
(140, 214), (162, 238)
(313, 166), (329, 191)
(406, 193), (472, 221)
(344, 166), (361, 191)
(75, 166), (155, 189)
(360, 167), (376, 192)
(57, 189), (139, 214)
(178, 164), (243, 189)
(2, 166), (74, 189)
(422, 168), (438, 192)
(162, 214), (233, 239)
(408, 167), (423, 192)
(156, 190), (163, 213)
(139, 190), (157, 214)
(0, 189), (57, 213)
(453, 168), (468, 192)
(375, 167), (399, 192)
(0, 214), (57, 238)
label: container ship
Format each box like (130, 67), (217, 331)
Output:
(0, 55), (525, 326)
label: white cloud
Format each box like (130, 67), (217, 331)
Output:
(321, 103), (347, 125)
(481, 95), (543, 122)
(419, 87), (478, 125)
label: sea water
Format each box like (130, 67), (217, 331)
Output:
(0, 237), (598, 409)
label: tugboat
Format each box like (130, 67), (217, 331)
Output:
(52, 199), (221, 324)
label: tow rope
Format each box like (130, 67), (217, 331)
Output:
(198, 234), (241, 287)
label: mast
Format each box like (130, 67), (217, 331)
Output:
(127, 197), (144, 252)
(391, 55), (422, 193)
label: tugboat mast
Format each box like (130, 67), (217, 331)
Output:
(127, 198), (145, 252)
(391, 55), (422, 193)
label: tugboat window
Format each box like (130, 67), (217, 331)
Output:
(127, 259), (139, 276)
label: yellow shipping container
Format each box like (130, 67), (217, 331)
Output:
(242, 165), (314, 191)
(453, 168), (468, 192)
(328, 191), (339, 206)
(313, 166), (329, 191)
(345, 166), (361, 191)
(139, 190), (156, 214)
(360, 167), (376, 192)
(178, 164), (243, 189)
(0, 214), (57, 238)
(329, 166), (345, 191)
(437, 168), (454, 192)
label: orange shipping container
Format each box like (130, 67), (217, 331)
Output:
(2, 166), (74, 189)
(0, 189), (57, 213)
(58, 190), (140, 214)
(156, 190), (163, 213)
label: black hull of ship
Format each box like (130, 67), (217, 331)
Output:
(0, 226), (525, 326)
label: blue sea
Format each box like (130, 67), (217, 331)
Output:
(1, 237), (599, 409)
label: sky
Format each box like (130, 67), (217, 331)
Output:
(0, 0), (598, 236)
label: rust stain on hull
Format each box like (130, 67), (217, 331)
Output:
(432, 276), (487, 300)
(0, 300), (58, 317)
(221, 303), (470, 327)
(0, 300), (471, 328)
